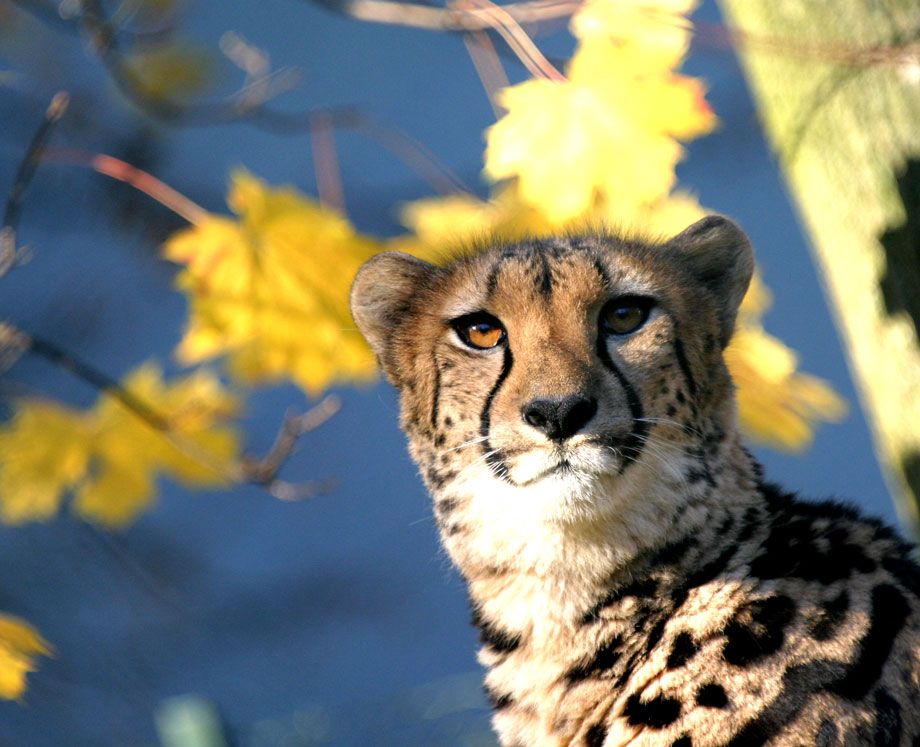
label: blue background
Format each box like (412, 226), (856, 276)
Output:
(0, 1), (896, 744)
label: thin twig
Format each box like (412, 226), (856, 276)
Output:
(310, 112), (346, 213)
(73, 0), (307, 128)
(463, 30), (510, 116)
(0, 323), (31, 377)
(1, 91), (69, 280)
(453, 0), (566, 81)
(26, 333), (172, 431)
(6, 326), (340, 501)
(310, 0), (583, 32)
(241, 396), (342, 500)
(42, 147), (208, 224)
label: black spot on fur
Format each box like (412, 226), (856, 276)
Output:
(667, 632), (698, 669)
(671, 738), (692, 747)
(434, 432), (446, 447)
(623, 693), (680, 728)
(471, 605), (521, 654)
(485, 686), (514, 710)
(655, 536), (697, 568)
(874, 689), (902, 746)
(726, 661), (841, 747)
(828, 584), (908, 700)
(443, 416), (453, 428)
(535, 250), (553, 297)
(435, 497), (459, 516)
(882, 553), (920, 597)
(808, 590), (849, 641)
(750, 511), (875, 584)
(566, 636), (623, 683)
(645, 619), (667, 655)
(696, 683), (729, 709)
(585, 721), (608, 747)
(582, 578), (659, 625)
(816, 720), (837, 747)
(722, 595), (797, 667)
(666, 405), (677, 417)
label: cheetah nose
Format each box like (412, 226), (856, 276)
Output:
(522, 395), (598, 441)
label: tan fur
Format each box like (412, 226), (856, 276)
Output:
(351, 218), (920, 746)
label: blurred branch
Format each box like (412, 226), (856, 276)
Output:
(43, 147), (208, 224)
(241, 397), (342, 501)
(454, 0), (565, 80)
(0, 325), (338, 501)
(309, 112), (346, 213)
(1, 92), (69, 280)
(77, 0), (304, 125)
(463, 30), (510, 117)
(309, 0), (582, 31)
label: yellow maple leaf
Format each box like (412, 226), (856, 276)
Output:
(165, 170), (381, 396)
(484, 7), (715, 224)
(727, 278), (847, 452)
(0, 401), (92, 524)
(571, 0), (697, 69)
(0, 363), (240, 528)
(0, 613), (51, 701)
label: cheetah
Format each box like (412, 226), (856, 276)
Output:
(350, 216), (920, 745)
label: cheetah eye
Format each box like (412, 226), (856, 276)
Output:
(451, 312), (506, 350)
(600, 296), (654, 336)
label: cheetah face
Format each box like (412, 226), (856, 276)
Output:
(351, 217), (753, 525)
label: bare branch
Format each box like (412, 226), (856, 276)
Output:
(1, 91), (69, 280)
(3, 325), (341, 502)
(310, 113), (346, 213)
(240, 396), (342, 499)
(43, 147), (208, 225)
(310, 0), (583, 32)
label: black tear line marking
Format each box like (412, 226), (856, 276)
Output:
(672, 336), (698, 399)
(596, 337), (647, 473)
(480, 346), (515, 483)
(430, 355), (441, 433)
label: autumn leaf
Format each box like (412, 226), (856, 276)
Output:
(0, 362), (240, 528)
(164, 170), (382, 396)
(484, 1), (715, 224)
(727, 274), (847, 452)
(0, 401), (92, 524)
(0, 614), (51, 701)
(395, 181), (710, 255)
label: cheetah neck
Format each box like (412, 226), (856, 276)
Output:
(429, 419), (760, 640)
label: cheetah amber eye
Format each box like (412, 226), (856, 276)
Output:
(600, 296), (654, 336)
(452, 312), (506, 350)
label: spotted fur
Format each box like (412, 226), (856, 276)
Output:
(351, 217), (920, 746)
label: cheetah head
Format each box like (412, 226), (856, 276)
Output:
(351, 217), (753, 559)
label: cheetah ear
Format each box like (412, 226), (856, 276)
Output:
(665, 215), (754, 348)
(351, 251), (437, 383)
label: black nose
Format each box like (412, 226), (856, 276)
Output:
(522, 395), (598, 441)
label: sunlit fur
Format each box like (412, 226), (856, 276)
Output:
(351, 219), (920, 746)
